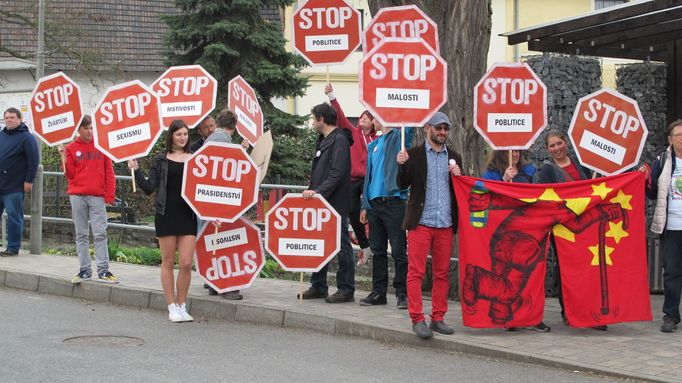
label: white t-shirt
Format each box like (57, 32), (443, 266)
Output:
(667, 157), (682, 230)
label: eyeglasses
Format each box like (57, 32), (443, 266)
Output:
(432, 125), (450, 132)
(671, 133), (682, 138)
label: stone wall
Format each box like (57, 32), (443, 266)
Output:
(525, 54), (603, 166)
(615, 62), (668, 163)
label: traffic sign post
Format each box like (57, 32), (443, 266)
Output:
(93, 80), (164, 191)
(292, 0), (362, 65)
(473, 62), (548, 150)
(359, 38), (447, 127)
(265, 193), (341, 272)
(568, 88), (648, 175)
(29, 72), (83, 146)
(93, 80), (164, 162)
(265, 193), (341, 302)
(194, 218), (265, 293)
(228, 75), (263, 145)
(181, 142), (260, 223)
(151, 65), (217, 130)
(363, 4), (439, 54)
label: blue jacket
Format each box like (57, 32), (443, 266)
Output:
(482, 164), (536, 183)
(362, 127), (413, 210)
(0, 123), (39, 194)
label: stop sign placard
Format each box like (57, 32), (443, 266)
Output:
(292, 0), (362, 65)
(360, 38), (447, 127)
(182, 142), (260, 222)
(93, 80), (163, 162)
(151, 65), (217, 130)
(473, 62), (547, 150)
(29, 72), (83, 146)
(195, 218), (264, 293)
(265, 194), (340, 272)
(363, 5), (439, 55)
(228, 75), (263, 145)
(568, 88), (648, 175)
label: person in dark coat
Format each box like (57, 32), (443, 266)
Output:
(298, 103), (355, 303)
(0, 107), (38, 256)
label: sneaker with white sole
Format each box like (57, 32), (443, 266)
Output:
(168, 303), (183, 322)
(97, 270), (118, 284)
(179, 303), (193, 322)
(71, 268), (92, 284)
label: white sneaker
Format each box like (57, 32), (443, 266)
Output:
(179, 303), (193, 322)
(168, 303), (183, 322)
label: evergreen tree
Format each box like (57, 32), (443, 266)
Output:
(163, 0), (311, 183)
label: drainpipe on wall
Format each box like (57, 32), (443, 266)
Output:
(514, 0), (520, 62)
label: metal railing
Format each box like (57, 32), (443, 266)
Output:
(39, 170), (307, 224)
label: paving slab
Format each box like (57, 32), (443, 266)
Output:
(0, 252), (676, 383)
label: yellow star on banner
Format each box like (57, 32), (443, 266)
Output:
(564, 197), (592, 215)
(588, 244), (615, 266)
(538, 188), (562, 201)
(605, 221), (629, 244)
(520, 187), (562, 203)
(553, 224), (575, 242)
(591, 182), (613, 200)
(610, 190), (633, 210)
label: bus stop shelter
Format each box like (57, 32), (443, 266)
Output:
(501, 0), (682, 123)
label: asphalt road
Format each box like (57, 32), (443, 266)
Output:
(0, 287), (622, 383)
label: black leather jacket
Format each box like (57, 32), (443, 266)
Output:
(135, 154), (169, 215)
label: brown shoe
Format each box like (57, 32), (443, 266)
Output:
(0, 249), (19, 257)
(297, 287), (328, 300)
(221, 290), (243, 300)
(324, 290), (354, 303)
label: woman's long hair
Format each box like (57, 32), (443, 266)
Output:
(164, 119), (191, 153)
(483, 150), (528, 175)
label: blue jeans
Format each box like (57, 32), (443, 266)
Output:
(367, 198), (407, 296)
(310, 216), (355, 295)
(0, 192), (24, 252)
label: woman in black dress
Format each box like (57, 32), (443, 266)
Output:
(129, 120), (197, 323)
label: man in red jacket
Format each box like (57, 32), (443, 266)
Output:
(58, 115), (117, 284)
(325, 84), (377, 264)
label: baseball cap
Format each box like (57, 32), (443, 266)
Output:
(427, 112), (451, 127)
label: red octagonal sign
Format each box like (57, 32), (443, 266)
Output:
(93, 80), (163, 162)
(568, 88), (648, 175)
(360, 38), (447, 127)
(265, 194), (341, 272)
(182, 142), (260, 223)
(29, 72), (84, 146)
(363, 4), (439, 55)
(151, 65), (217, 130)
(228, 75), (263, 145)
(474, 62), (547, 150)
(195, 218), (265, 293)
(292, 0), (362, 65)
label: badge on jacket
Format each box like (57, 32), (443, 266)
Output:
(76, 151), (82, 158)
(316, 150), (321, 157)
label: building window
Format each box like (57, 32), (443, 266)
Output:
(595, 0), (627, 10)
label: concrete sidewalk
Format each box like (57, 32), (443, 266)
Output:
(0, 253), (677, 382)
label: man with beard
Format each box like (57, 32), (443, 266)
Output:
(397, 112), (463, 338)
